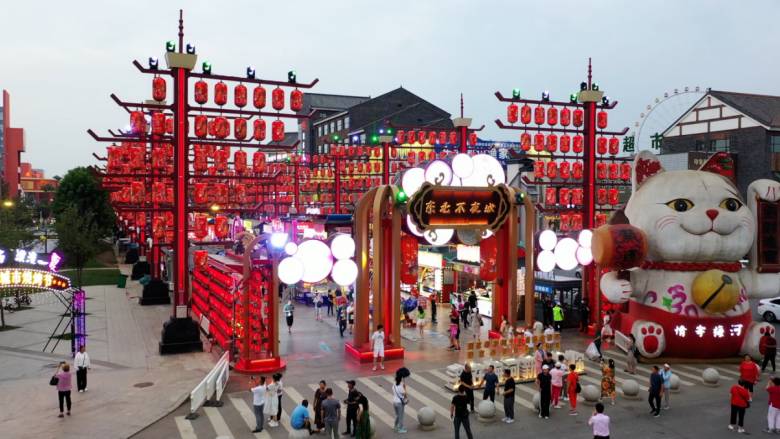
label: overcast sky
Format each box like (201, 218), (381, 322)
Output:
(2, 0), (779, 177)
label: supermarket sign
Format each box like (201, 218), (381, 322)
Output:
(408, 183), (512, 232)
(0, 248), (70, 291)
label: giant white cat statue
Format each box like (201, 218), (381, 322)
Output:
(600, 151), (780, 359)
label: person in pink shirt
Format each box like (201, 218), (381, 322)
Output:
(54, 362), (73, 417)
(588, 402), (610, 439)
(550, 362), (565, 408)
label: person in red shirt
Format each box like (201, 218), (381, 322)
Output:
(765, 377), (780, 434)
(729, 381), (751, 434)
(566, 364), (579, 415)
(739, 355), (760, 399)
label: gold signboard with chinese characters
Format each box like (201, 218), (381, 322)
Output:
(0, 268), (71, 291)
(407, 183), (512, 232)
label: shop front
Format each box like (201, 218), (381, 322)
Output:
(533, 274), (585, 329)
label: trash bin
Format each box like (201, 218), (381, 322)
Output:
(117, 274), (128, 288)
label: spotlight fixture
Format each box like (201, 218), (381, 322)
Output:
(541, 90), (550, 102)
(246, 66), (256, 79)
(602, 96), (610, 106)
(186, 43), (196, 54)
(288, 70), (297, 84)
(512, 88), (521, 99)
(580, 82), (588, 91)
(165, 41), (176, 52)
(569, 93), (578, 103)
(592, 82), (600, 91)
(148, 57), (159, 70)
(202, 61), (212, 75)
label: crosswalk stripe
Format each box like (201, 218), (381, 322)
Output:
(428, 368), (536, 410)
(285, 387), (313, 420)
(204, 406), (234, 438)
(229, 396), (272, 439)
(327, 382), (397, 429)
(174, 416), (198, 439)
(357, 377), (418, 419)
(602, 352), (696, 386)
(382, 375), (449, 418)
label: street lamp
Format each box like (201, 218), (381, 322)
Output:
(2, 200), (13, 208)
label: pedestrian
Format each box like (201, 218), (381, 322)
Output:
(264, 373), (280, 427)
(739, 354), (759, 401)
(567, 363), (579, 415)
(589, 402), (610, 439)
(544, 324), (555, 346)
(543, 298), (553, 327)
(468, 290), (478, 311)
(483, 365), (498, 402)
(648, 365), (663, 417)
(579, 300), (590, 333)
(417, 305), (426, 339)
(558, 354), (570, 401)
(761, 330), (778, 373)
(552, 302), (564, 332)
(449, 306), (461, 351)
(392, 373), (408, 433)
(661, 363), (672, 409)
(601, 359), (617, 405)
(53, 362), (72, 418)
(502, 369), (515, 423)
(347, 301), (355, 334)
(338, 304), (348, 337)
(430, 294), (437, 324)
(766, 377), (780, 433)
(343, 380), (359, 436)
(321, 388), (341, 439)
(371, 324), (385, 371)
(534, 343), (545, 375)
(588, 335), (604, 362)
(314, 292), (323, 321)
(327, 290), (335, 317)
(284, 300), (295, 334)
(458, 296), (469, 329)
(451, 385), (474, 439)
(601, 312), (614, 344)
(551, 362), (565, 408)
(537, 364), (552, 419)
(625, 334), (639, 374)
(313, 380), (327, 433)
(74, 345), (90, 392)
(250, 376), (266, 433)
(459, 363), (475, 412)
(499, 316), (511, 340)
(275, 373), (284, 423)
(290, 399), (313, 434)
(472, 309), (483, 342)
(355, 391), (371, 439)
(544, 351), (556, 370)
(728, 380), (751, 434)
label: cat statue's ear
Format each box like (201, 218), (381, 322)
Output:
(632, 150), (665, 192)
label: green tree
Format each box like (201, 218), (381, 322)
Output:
(54, 206), (100, 288)
(52, 167), (115, 235)
(0, 199), (35, 249)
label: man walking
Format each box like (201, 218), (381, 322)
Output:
(343, 380), (359, 436)
(588, 402), (610, 439)
(483, 365), (498, 402)
(537, 365), (552, 419)
(661, 364), (673, 409)
(649, 365), (663, 417)
(74, 345), (90, 392)
(321, 388), (341, 439)
(451, 385), (474, 439)
(459, 363), (475, 412)
(552, 302), (564, 332)
(338, 304), (348, 337)
(762, 330), (778, 373)
(502, 369), (515, 424)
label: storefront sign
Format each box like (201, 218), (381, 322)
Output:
(407, 183), (512, 232)
(0, 248), (62, 272)
(418, 251), (443, 268)
(456, 245), (480, 263)
(0, 268), (71, 291)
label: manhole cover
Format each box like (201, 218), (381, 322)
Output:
(134, 382), (154, 388)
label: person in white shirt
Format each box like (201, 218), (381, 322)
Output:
(74, 345), (91, 392)
(250, 376), (267, 433)
(372, 324), (385, 371)
(588, 402), (610, 439)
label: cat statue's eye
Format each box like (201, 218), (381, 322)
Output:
(665, 198), (694, 212)
(719, 198), (743, 211)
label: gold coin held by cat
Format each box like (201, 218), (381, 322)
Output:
(692, 269), (740, 314)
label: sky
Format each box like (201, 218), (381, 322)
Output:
(2, 0), (780, 177)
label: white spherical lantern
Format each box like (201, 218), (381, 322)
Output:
(451, 153), (474, 179)
(576, 246), (593, 266)
(296, 239), (333, 283)
(269, 232), (288, 249)
(424, 228), (453, 246)
(406, 215), (424, 237)
(330, 234), (355, 260)
(538, 230), (558, 251)
(331, 259), (358, 286)
(462, 154), (505, 187)
(401, 168), (426, 197)
(424, 160), (453, 186)
(578, 229), (593, 249)
(554, 237), (579, 270)
(278, 256), (304, 285)
(284, 242), (298, 256)
(537, 250), (555, 272)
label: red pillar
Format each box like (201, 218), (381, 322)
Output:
(173, 66), (189, 311)
(334, 156), (341, 213)
(582, 100), (600, 329)
(458, 126), (468, 154)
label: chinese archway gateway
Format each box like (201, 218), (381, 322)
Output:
(346, 183), (536, 362)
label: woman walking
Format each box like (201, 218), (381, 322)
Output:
(392, 373), (408, 433)
(550, 362), (565, 408)
(54, 362), (72, 418)
(600, 359), (617, 405)
(416, 305), (426, 339)
(264, 373), (280, 427)
(284, 300), (295, 334)
(355, 391), (371, 439)
(729, 380), (751, 433)
(567, 363), (579, 415)
(625, 334), (639, 374)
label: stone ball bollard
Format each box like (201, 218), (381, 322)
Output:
(621, 379), (640, 400)
(288, 429), (310, 439)
(417, 407), (436, 431)
(582, 384), (600, 405)
(702, 368), (720, 387)
(532, 392), (541, 411)
(477, 400), (496, 423)
(670, 374), (681, 393)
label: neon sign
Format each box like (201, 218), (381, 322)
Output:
(407, 183), (512, 232)
(0, 248), (63, 272)
(0, 268), (71, 291)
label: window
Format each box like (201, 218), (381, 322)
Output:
(317, 126), (322, 137)
(330, 122), (335, 133)
(771, 136), (780, 153)
(336, 119), (342, 131)
(710, 138), (730, 152)
(345, 116), (350, 129)
(301, 132), (306, 141)
(360, 134), (366, 144)
(695, 140), (706, 151)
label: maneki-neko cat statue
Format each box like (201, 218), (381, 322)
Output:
(596, 150), (780, 359)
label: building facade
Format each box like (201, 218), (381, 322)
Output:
(661, 90), (780, 195)
(19, 163), (58, 203)
(296, 93), (370, 157)
(1, 90), (26, 199)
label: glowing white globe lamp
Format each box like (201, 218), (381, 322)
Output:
(537, 250), (556, 272)
(554, 237), (579, 270)
(401, 168), (426, 197)
(330, 234), (355, 260)
(451, 153), (474, 179)
(424, 228), (454, 246)
(284, 242), (298, 256)
(297, 239), (333, 283)
(578, 229), (593, 249)
(331, 259), (359, 286)
(538, 230), (558, 251)
(424, 160), (453, 186)
(270, 232), (288, 249)
(406, 215), (424, 237)
(576, 246), (593, 265)
(278, 257), (304, 284)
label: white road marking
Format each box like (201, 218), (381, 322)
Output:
(174, 416), (197, 439)
(229, 396), (272, 439)
(204, 406), (234, 438)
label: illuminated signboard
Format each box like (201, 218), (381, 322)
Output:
(0, 268), (71, 291)
(0, 248), (62, 272)
(408, 183), (512, 232)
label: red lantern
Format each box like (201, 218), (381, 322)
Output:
(151, 112), (165, 135)
(573, 109), (584, 127)
(426, 150), (434, 161)
(396, 130), (405, 144)
(151, 147), (166, 170)
(621, 163), (632, 181)
(272, 87), (285, 111)
(608, 188), (619, 205)
(408, 154), (416, 165)
(438, 131), (447, 145)
(214, 216), (229, 239)
(253, 119), (267, 141)
(194, 80), (208, 105)
(418, 151), (426, 162)
(595, 213), (608, 228)
(547, 107), (558, 126)
(597, 162), (607, 179)
(130, 181), (145, 203)
(272, 120), (285, 142)
(165, 117), (174, 134)
(559, 161), (571, 179)
(153, 216), (166, 239)
(194, 215), (208, 239)
(561, 213), (571, 232)
(572, 161), (583, 180)
(534, 161), (545, 179)
(207, 119), (216, 137)
(234, 84), (247, 108)
(400, 235), (418, 285)
(546, 161), (557, 179)
(560, 107), (571, 126)
(253, 86), (267, 109)
(608, 163), (619, 180)
(521, 133), (531, 151)
(572, 213), (583, 231)
(234, 118), (247, 140)
(214, 183), (228, 204)
(572, 188), (584, 205)
(373, 161), (381, 173)
(391, 147), (397, 158)
(559, 187), (571, 204)
(214, 148), (229, 172)
(194, 250), (208, 269)
(520, 105), (532, 124)
(214, 82), (228, 106)
(214, 117), (230, 139)
(534, 106), (545, 125)
(130, 111), (146, 134)
(507, 104), (519, 123)
(194, 115), (207, 138)
(545, 187), (557, 205)
(560, 135), (571, 153)
(417, 131), (427, 144)
(469, 132), (478, 145)
(234, 150), (247, 174)
(253, 151), (266, 172)
(597, 111), (608, 129)
(609, 137), (620, 155)
(546, 134), (558, 152)
(597, 188), (608, 205)
(407, 131), (417, 144)
(573, 135), (584, 153)
(428, 131), (437, 145)
(597, 137), (607, 155)
(479, 236), (498, 282)
(534, 133), (545, 152)
(152, 76), (166, 101)
(448, 131), (458, 145)
(193, 182), (208, 204)
(290, 89), (303, 111)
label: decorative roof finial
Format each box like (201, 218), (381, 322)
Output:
(587, 57), (592, 88)
(178, 10), (184, 54)
(460, 93), (464, 118)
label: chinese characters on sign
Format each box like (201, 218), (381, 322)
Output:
(673, 323), (743, 339)
(408, 183), (512, 232)
(0, 248), (62, 271)
(0, 268), (71, 291)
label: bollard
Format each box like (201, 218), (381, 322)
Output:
(417, 407), (436, 431)
(477, 400), (496, 423)
(702, 368), (720, 387)
(621, 379), (640, 400)
(582, 384), (600, 405)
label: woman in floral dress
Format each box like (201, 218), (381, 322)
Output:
(600, 358), (617, 405)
